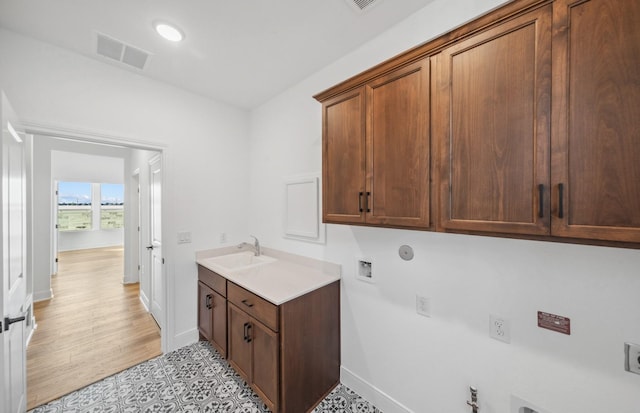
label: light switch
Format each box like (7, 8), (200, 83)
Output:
(177, 231), (191, 244)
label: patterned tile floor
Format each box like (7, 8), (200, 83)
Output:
(29, 341), (382, 413)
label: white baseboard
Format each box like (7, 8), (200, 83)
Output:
(33, 289), (53, 302)
(340, 366), (414, 413)
(172, 328), (199, 350)
(122, 274), (138, 284)
(139, 290), (150, 311)
(25, 320), (37, 347)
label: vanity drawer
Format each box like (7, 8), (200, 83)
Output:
(228, 282), (279, 332)
(198, 265), (227, 297)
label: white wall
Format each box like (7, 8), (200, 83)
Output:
(248, 1), (640, 413)
(0, 28), (252, 351)
(52, 150), (126, 252)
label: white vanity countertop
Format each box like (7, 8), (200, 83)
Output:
(195, 246), (341, 305)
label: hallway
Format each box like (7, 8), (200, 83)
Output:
(27, 246), (161, 409)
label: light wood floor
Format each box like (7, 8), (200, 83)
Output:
(27, 246), (162, 410)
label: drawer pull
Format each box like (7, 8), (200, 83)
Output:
(205, 294), (212, 309)
(241, 299), (254, 308)
(358, 192), (364, 213)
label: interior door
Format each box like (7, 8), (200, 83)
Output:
(148, 155), (163, 328)
(0, 92), (27, 413)
(52, 181), (58, 276)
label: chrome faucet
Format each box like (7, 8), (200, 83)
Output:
(249, 235), (261, 256)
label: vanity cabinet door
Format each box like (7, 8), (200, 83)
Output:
(197, 281), (213, 341)
(227, 303), (252, 382)
(251, 320), (279, 412)
(210, 290), (227, 358)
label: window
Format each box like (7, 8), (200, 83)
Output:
(57, 182), (92, 231)
(101, 183), (124, 229)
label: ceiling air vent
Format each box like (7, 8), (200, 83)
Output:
(96, 32), (150, 70)
(345, 0), (381, 13)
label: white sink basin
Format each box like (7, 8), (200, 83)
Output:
(203, 251), (276, 272)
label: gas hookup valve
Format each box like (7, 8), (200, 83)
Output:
(466, 386), (479, 413)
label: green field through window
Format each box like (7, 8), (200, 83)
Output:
(101, 209), (124, 229)
(58, 209), (92, 231)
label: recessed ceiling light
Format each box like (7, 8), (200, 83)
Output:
(154, 22), (184, 42)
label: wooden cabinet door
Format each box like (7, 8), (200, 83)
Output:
(365, 59), (431, 227)
(227, 303), (251, 382)
(197, 281), (213, 341)
(551, 0), (640, 242)
(435, 6), (552, 235)
(210, 290), (227, 358)
(322, 87), (366, 224)
(250, 320), (279, 412)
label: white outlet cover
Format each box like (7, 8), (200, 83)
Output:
(490, 314), (510, 343)
(416, 295), (430, 317)
(510, 395), (550, 413)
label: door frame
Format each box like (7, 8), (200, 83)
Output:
(23, 121), (171, 353)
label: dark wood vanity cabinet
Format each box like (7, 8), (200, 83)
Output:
(197, 265), (227, 357)
(227, 281), (340, 413)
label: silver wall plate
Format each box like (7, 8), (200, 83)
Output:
(399, 245), (414, 261)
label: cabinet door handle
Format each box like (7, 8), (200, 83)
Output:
(558, 183), (564, 219)
(243, 322), (252, 343)
(358, 192), (364, 213)
(241, 299), (254, 308)
(538, 184), (544, 218)
(366, 192), (371, 212)
(205, 294), (212, 309)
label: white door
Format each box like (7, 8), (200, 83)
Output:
(148, 155), (162, 328)
(0, 93), (27, 413)
(52, 181), (58, 276)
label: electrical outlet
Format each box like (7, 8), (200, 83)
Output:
(490, 315), (510, 343)
(416, 295), (430, 317)
(624, 342), (640, 375)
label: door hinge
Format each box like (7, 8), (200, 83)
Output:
(55, 224), (59, 229)
(162, 258), (165, 264)
(55, 257), (59, 263)
(138, 226), (140, 232)
(137, 264), (141, 270)
(55, 190), (58, 195)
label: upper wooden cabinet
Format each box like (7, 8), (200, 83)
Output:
(434, 5), (552, 235)
(322, 88), (366, 224)
(316, 0), (640, 246)
(321, 58), (431, 228)
(551, 0), (640, 242)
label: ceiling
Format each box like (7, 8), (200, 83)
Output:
(0, 0), (436, 109)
